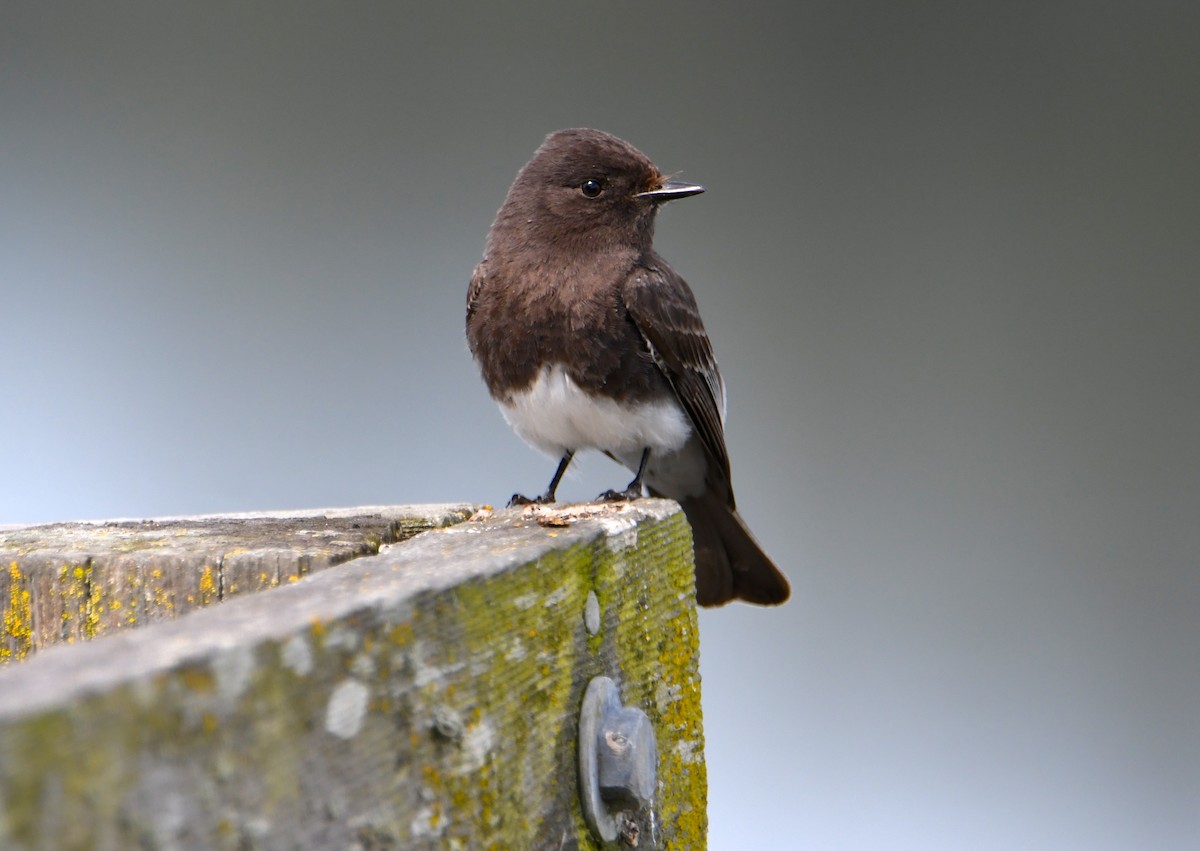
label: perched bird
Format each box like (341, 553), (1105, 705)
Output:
(466, 128), (789, 607)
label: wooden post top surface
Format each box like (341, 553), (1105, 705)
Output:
(1, 504), (478, 663)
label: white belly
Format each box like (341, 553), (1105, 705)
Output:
(500, 364), (692, 458)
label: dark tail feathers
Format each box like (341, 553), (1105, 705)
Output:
(680, 494), (790, 607)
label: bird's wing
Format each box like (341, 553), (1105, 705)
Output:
(622, 260), (731, 484)
(466, 262), (486, 320)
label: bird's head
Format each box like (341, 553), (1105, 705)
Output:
(491, 128), (704, 255)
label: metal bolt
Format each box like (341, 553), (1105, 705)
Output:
(578, 676), (657, 843)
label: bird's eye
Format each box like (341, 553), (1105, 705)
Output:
(580, 179), (603, 198)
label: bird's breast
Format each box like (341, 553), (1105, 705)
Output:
(500, 363), (691, 457)
(468, 262), (667, 404)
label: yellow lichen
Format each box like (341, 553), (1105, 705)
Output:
(198, 564), (218, 605)
(2, 562), (33, 662)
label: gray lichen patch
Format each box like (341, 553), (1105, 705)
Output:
(325, 679), (370, 739)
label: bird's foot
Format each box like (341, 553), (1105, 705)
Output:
(508, 492), (557, 507)
(595, 486), (644, 503)
(596, 448), (650, 504)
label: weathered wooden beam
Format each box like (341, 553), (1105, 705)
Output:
(0, 501), (707, 849)
(1, 504), (477, 663)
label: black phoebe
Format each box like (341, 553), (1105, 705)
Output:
(466, 128), (789, 607)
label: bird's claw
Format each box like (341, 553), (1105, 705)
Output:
(596, 487), (643, 503)
(508, 492), (556, 508)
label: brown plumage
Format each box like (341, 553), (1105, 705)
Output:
(467, 128), (789, 607)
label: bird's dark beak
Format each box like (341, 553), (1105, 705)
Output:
(636, 179), (705, 201)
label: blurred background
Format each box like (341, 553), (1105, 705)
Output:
(3, 2), (1198, 848)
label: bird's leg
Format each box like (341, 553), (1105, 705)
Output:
(539, 450), (575, 502)
(509, 450), (575, 507)
(597, 448), (650, 502)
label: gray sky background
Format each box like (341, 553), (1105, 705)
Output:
(3, 3), (1198, 848)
